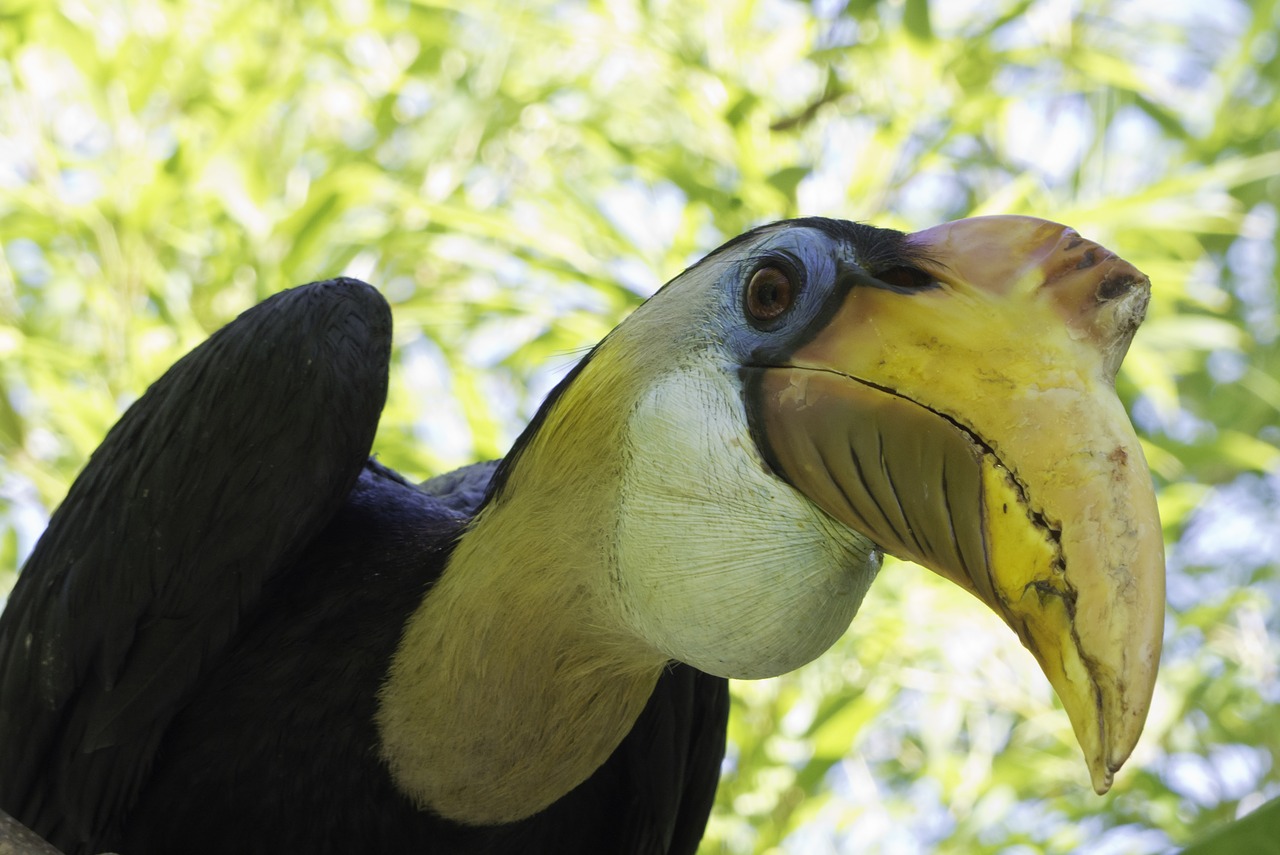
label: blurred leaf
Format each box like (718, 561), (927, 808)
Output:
(1182, 797), (1280, 855)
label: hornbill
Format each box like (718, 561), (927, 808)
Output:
(0, 216), (1164, 854)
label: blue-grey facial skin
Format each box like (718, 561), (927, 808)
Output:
(652, 219), (936, 495)
(676, 219), (932, 372)
(489, 218), (933, 508)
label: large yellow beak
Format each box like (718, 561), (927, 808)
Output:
(750, 216), (1165, 792)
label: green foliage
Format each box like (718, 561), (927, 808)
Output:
(1, 0), (1278, 851)
(1182, 795), (1280, 855)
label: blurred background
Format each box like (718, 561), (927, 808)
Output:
(1, 0), (1277, 851)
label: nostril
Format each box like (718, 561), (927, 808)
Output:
(1097, 273), (1137, 301)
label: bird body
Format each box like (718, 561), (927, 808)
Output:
(119, 460), (729, 854)
(0, 217), (1165, 854)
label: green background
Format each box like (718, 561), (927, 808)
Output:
(1, 0), (1278, 851)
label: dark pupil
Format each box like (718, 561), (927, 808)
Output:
(749, 268), (791, 322)
(759, 281), (779, 307)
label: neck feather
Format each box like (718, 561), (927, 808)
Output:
(376, 352), (666, 825)
(375, 296), (878, 824)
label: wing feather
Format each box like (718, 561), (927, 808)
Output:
(0, 278), (392, 846)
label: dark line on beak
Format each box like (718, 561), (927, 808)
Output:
(826, 433), (897, 550)
(938, 465), (971, 585)
(874, 427), (926, 559)
(781, 364), (1068, 581)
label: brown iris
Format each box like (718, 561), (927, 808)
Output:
(746, 267), (795, 324)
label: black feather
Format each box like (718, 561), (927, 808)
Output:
(0, 278), (729, 855)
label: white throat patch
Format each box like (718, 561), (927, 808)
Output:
(614, 361), (881, 679)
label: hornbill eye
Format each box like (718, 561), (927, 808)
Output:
(745, 266), (796, 325)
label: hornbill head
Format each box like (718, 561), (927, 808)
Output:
(609, 215), (1163, 793)
(380, 215), (1164, 822)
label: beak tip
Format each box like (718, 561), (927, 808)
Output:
(1082, 703), (1148, 795)
(1087, 749), (1122, 794)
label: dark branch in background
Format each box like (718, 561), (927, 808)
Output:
(769, 70), (848, 132)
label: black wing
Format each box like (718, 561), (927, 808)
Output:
(0, 279), (391, 847)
